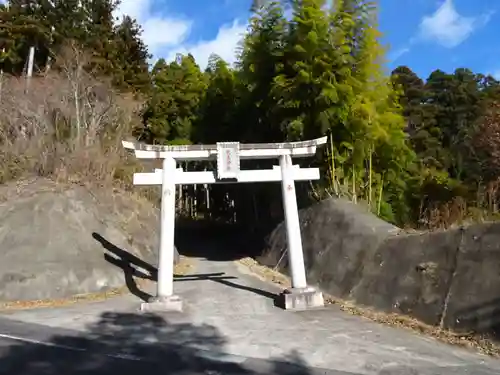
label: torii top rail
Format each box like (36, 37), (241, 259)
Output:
(122, 136), (327, 160)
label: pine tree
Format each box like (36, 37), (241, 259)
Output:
(471, 100), (500, 183)
(0, 0), (52, 74)
(112, 15), (151, 92)
(422, 68), (484, 180)
(196, 54), (238, 143)
(0, 0), (150, 93)
(82, 0), (119, 76)
(139, 54), (207, 145)
(391, 66), (425, 130)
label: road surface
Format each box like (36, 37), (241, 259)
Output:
(0, 256), (499, 374)
(0, 314), (345, 375)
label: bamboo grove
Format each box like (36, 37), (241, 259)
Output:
(2, 0), (500, 230)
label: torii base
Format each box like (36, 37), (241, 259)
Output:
(276, 287), (325, 311)
(140, 295), (183, 313)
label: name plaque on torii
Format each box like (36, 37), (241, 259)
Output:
(216, 142), (240, 180)
(122, 137), (327, 312)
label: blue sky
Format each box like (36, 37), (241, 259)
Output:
(112, 0), (499, 80)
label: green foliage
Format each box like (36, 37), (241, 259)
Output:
(237, 0), (288, 143)
(111, 16), (151, 92)
(195, 54), (239, 143)
(138, 55), (207, 144)
(392, 65), (500, 222)
(0, 0), (150, 93)
(4, 0), (500, 229)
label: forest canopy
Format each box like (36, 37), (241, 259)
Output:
(1, 0), (500, 230)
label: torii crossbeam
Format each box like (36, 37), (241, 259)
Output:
(122, 137), (327, 312)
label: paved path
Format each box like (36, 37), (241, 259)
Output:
(1, 257), (500, 374)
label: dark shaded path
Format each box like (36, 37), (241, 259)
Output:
(175, 219), (266, 261)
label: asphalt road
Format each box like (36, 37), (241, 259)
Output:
(0, 316), (348, 375)
(1, 256), (500, 375)
(0, 315), (499, 375)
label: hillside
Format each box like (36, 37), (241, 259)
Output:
(0, 177), (177, 301)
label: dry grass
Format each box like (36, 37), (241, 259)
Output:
(0, 256), (193, 312)
(0, 48), (183, 313)
(238, 257), (291, 288)
(238, 257), (500, 357)
(418, 184), (500, 231)
(0, 47), (144, 190)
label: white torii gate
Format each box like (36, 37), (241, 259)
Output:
(122, 138), (327, 311)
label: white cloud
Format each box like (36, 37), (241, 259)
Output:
(166, 20), (247, 69)
(113, 0), (192, 56)
(142, 17), (192, 49)
(114, 0), (247, 68)
(114, 0), (148, 21)
(493, 70), (500, 80)
(418, 0), (493, 48)
(389, 47), (410, 62)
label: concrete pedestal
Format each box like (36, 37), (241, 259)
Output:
(276, 287), (324, 311)
(140, 295), (183, 313)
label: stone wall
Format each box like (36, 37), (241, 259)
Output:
(260, 197), (500, 336)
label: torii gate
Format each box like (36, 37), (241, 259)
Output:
(122, 138), (327, 311)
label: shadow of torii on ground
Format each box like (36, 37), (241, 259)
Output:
(173, 272), (277, 300)
(92, 232), (276, 302)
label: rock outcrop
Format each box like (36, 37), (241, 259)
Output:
(0, 178), (178, 301)
(261, 197), (500, 335)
